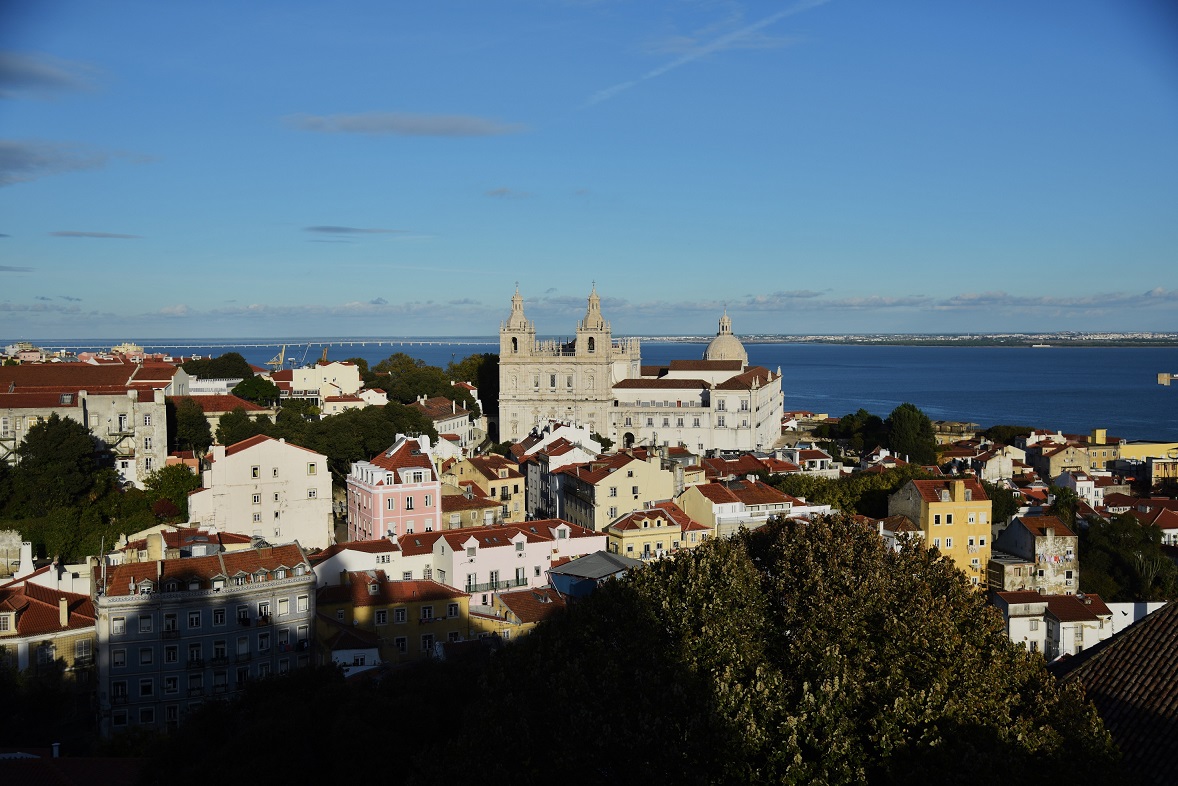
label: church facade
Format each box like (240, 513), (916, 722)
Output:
(499, 288), (783, 453)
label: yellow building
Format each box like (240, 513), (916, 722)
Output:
(442, 454), (527, 522)
(0, 581), (96, 681)
(469, 587), (566, 641)
(315, 572), (470, 665)
(555, 450), (676, 532)
(888, 478), (992, 589)
(604, 502), (712, 561)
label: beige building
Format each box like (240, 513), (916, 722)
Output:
(188, 435), (334, 550)
(442, 454), (526, 523)
(499, 287), (640, 442)
(888, 478), (992, 589)
(552, 450), (677, 532)
(987, 515), (1078, 595)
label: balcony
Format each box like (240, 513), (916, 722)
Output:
(464, 577), (529, 594)
(112, 694), (129, 705)
(162, 628), (181, 639)
(187, 658), (205, 669)
(211, 656), (229, 667)
(256, 614), (272, 627)
(235, 653), (252, 663)
(187, 687), (204, 697)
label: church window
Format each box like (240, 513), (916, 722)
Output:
(566, 375), (573, 388)
(550, 375), (556, 388)
(511, 337), (518, 353)
(588, 337), (595, 352)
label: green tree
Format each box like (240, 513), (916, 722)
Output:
(143, 463), (202, 520)
(982, 480), (1019, 525)
(980, 424), (1034, 445)
(885, 402), (937, 464)
(375, 352), (481, 417)
(446, 352), (498, 416)
(181, 351), (253, 379)
(169, 397), (213, 454)
(216, 408), (271, 447)
(1048, 485), (1079, 528)
(5, 414), (109, 518)
(1079, 513), (1178, 601)
(231, 376), (280, 407)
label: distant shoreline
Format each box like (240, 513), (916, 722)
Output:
(12, 333), (1178, 351)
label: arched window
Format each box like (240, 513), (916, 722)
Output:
(587, 337), (595, 352)
(511, 337), (518, 353)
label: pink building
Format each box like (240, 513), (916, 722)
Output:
(346, 435), (441, 541)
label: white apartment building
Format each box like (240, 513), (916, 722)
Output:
(187, 435), (334, 550)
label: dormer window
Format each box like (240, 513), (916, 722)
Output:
(466, 546), (477, 557)
(515, 541), (524, 552)
(367, 583), (379, 595)
(940, 489), (949, 502)
(964, 490), (972, 501)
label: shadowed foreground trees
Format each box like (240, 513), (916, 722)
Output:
(143, 515), (1120, 784)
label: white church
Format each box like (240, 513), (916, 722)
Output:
(498, 287), (784, 453)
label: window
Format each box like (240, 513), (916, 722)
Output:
(112, 617), (126, 636)
(188, 643), (202, 663)
(164, 676), (178, 695)
(421, 634), (435, 652)
(979, 537), (986, 546)
(308, 463), (317, 475)
(394, 608), (407, 624)
(251, 466), (260, 478)
(447, 603), (459, 618)
(609, 487), (617, 497)
(140, 647), (153, 666)
(273, 492), (280, 502)
(140, 707), (156, 725)
(608, 506), (618, 518)
(395, 637), (407, 653)
(144, 437), (153, 450)
(335, 609), (345, 621)
(278, 598), (289, 616)
(376, 610), (388, 625)
(717, 416), (726, 428)
(76, 639), (92, 661)
(139, 614), (153, 634)
(968, 513), (976, 524)
(405, 496), (415, 511)
(165, 645), (178, 664)
(933, 538), (941, 548)
(112, 648), (127, 668)
(140, 678), (154, 697)
(253, 513), (261, 522)
(421, 606), (434, 621)
(424, 494), (432, 507)
(297, 595), (309, 613)
(945, 538), (953, 548)
(307, 488), (317, 499)
(252, 494), (261, 505)
(933, 515), (941, 525)
(387, 498), (395, 511)
(214, 609), (226, 626)
(946, 515), (954, 525)
(143, 414), (152, 426)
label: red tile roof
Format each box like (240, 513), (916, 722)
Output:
(714, 366), (776, 390)
(613, 378), (709, 390)
(1016, 515), (1077, 538)
(317, 574), (467, 607)
(170, 394), (267, 414)
(909, 478), (989, 503)
(497, 587), (566, 624)
(365, 438), (436, 477)
(409, 396), (470, 422)
(1046, 593), (1112, 622)
(0, 582), (95, 636)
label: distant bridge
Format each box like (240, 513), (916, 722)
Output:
(41, 339), (499, 353)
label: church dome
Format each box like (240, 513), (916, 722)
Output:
(704, 311), (748, 364)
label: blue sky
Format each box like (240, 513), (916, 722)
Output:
(2, 0), (1176, 339)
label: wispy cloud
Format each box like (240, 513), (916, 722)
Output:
(305, 225), (404, 235)
(0, 140), (110, 186)
(0, 51), (97, 99)
(284, 112), (526, 137)
(51, 230), (141, 239)
(369, 297), (388, 305)
(584, 0), (830, 107)
(158, 304), (190, 317)
(1, 265), (32, 272)
(35, 295), (51, 301)
(0, 301), (83, 314)
(60, 295), (82, 302)
(485, 187), (530, 198)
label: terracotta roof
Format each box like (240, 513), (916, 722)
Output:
(309, 539), (400, 563)
(613, 378), (709, 390)
(100, 544), (309, 597)
(170, 394), (266, 414)
(317, 574), (467, 607)
(650, 500), (708, 531)
(693, 483), (742, 505)
(668, 359), (744, 372)
(0, 582), (95, 636)
(1046, 593), (1112, 623)
(0, 391), (82, 408)
(1055, 601), (1178, 781)
(465, 454), (523, 481)
(365, 438), (436, 477)
(725, 479), (795, 507)
(497, 587), (566, 624)
(1016, 515), (1077, 538)
(714, 366), (775, 390)
(908, 478), (989, 503)
(409, 396), (470, 422)
(607, 508), (679, 532)
(0, 363), (138, 390)
(441, 493), (499, 513)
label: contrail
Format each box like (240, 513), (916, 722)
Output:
(583, 0), (831, 107)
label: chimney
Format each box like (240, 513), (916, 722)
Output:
(59, 597), (69, 628)
(15, 541), (34, 580)
(952, 479), (965, 501)
(452, 400), (457, 414)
